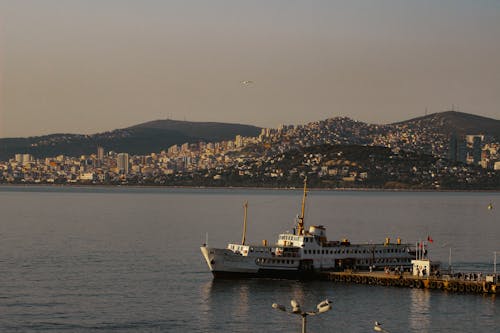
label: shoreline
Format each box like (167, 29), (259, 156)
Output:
(0, 183), (499, 193)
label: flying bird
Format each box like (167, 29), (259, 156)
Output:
(240, 80), (254, 86)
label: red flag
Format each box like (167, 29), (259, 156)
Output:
(427, 235), (433, 243)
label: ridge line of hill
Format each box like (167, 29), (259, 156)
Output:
(0, 111), (499, 161)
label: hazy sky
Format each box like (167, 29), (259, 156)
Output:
(0, 0), (499, 137)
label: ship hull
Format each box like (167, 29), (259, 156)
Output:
(201, 246), (314, 280)
(211, 269), (317, 280)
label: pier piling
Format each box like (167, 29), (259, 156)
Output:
(320, 271), (498, 295)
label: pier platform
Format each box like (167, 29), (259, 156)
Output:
(319, 271), (498, 295)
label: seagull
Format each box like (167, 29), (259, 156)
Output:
(374, 321), (383, 332)
(240, 80), (254, 85)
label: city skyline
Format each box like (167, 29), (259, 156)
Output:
(1, 1), (500, 138)
(3, 116), (498, 189)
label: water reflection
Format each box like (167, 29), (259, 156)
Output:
(409, 289), (431, 332)
(199, 280), (255, 332)
(197, 278), (500, 333)
(199, 279), (336, 333)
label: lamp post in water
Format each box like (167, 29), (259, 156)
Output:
(441, 242), (453, 274)
(494, 251), (498, 276)
(272, 299), (331, 333)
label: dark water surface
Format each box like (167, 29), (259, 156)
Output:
(0, 186), (498, 332)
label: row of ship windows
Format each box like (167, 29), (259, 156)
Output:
(282, 235), (302, 242)
(363, 258), (412, 264)
(256, 258), (294, 265)
(328, 258), (412, 264)
(255, 258), (412, 266)
(303, 248), (406, 255)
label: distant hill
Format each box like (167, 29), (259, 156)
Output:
(130, 119), (260, 140)
(1, 111), (499, 161)
(0, 120), (261, 160)
(393, 111), (500, 139)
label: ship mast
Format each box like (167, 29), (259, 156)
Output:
(297, 177), (308, 236)
(241, 201), (248, 245)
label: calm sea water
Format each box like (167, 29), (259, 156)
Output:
(0, 186), (498, 332)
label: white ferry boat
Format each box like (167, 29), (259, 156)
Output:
(200, 180), (419, 279)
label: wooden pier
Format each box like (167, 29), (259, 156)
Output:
(319, 271), (498, 295)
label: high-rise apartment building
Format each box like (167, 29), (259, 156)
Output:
(448, 134), (467, 163)
(14, 154), (33, 165)
(235, 135), (243, 148)
(465, 135), (484, 165)
(97, 146), (105, 162)
(116, 153), (130, 174)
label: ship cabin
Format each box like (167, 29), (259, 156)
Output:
(276, 225), (414, 270)
(228, 224), (413, 271)
(227, 242), (301, 258)
(277, 225), (335, 248)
